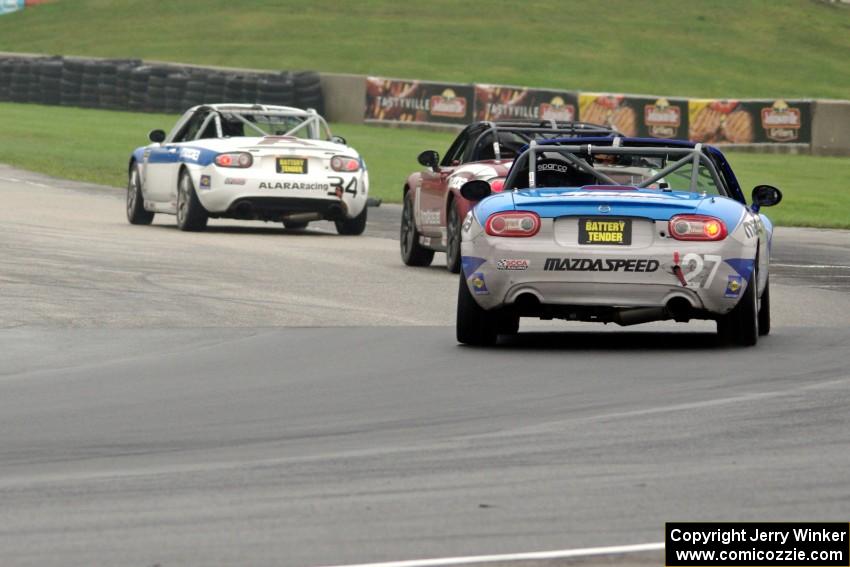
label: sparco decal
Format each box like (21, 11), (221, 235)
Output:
(538, 162), (570, 173)
(543, 258), (660, 272)
(761, 100), (801, 142)
(259, 181), (330, 191)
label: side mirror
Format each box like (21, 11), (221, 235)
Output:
(460, 179), (492, 202)
(418, 150), (440, 171)
(148, 129), (166, 143)
(751, 184), (782, 211)
(331, 135), (347, 145)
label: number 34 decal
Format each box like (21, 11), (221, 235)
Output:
(680, 253), (722, 289)
(328, 176), (358, 197)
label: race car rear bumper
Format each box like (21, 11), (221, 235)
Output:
(461, 224), (756, 317)
(187, 165), (368, 220)
(216, 196), (347, 221)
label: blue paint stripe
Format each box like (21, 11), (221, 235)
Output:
(725, 258), (755, 281)
(461, 256), (487, 277)
(134, 146), (219, 166)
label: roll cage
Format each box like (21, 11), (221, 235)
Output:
(503, 137), (746, 203)
(441, 121), (619, 166)
(470, 120), (619, 161)
(167, 105), (333, 143)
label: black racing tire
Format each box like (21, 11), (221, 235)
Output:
(400, 194), (434, 267)
(126, 164), (154, 225)
(445, 199), (462, 274)
(758, 276), (771, 336)
(283, 220), (309, 230)
(456, 275), (498, 346)
(334, 206), (367, 235)
(497, 310), (520, 336)
(176, 170), (208, 232)
(717, 270), (759, 346)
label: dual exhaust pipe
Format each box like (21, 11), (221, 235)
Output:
(614, 297), (693, 326)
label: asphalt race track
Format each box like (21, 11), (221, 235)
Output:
(2, 164), (850, 567)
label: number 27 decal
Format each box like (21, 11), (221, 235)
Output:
(681, 253), (722, 289)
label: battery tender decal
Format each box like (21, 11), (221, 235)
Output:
(579, 217), (632, 245)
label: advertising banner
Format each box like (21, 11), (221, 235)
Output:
(365, 77), (473, 125)
(579, 93), (689, 140)
(474, 84), (578, 122)
(689, 99), (812, 144)
(0, 0), (24, 15)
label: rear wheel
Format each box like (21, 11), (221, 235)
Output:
(176, 170), (208, 231)
(456, 275), (498, 346)
(335, 206), (367, 235)
(400, 194), (434, 267)
(445, 200), (462, 273)
(126, 164), (154, 225)
(717, 270), (758, 346)
(497, 310), (520, 336)
(758, 276), (771, 336)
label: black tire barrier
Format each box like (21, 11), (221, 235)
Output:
(293, 70), (321, 89)
(0, 54), (324, 115)
(148, 75), (167, 87)
(0, 61), (11, 100)
(38, 60), (64, 78)
(61, 70), (83, 86)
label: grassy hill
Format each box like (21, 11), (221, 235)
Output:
(1, 0), (849, 100)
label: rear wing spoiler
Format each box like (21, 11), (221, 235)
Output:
(505, 140), (726, 195)
(472, 121), (619, 160)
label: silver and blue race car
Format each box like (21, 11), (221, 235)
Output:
(127, 104), (369, 234)
(456, 137), (782, 346)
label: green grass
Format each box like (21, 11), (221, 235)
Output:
(1, 0), (850, 99)
(726, 152), (850, 229)
(0, 102), (454, 203)
(1, 102), (847, 228)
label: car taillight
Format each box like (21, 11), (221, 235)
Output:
(668, 214), (727, 241)
(488, 177), (505, 192)
(485, 211), (541, 237)
(331, 155), (360, 172)
(215, 152), (253, 168)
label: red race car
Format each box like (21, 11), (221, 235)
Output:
(400, 120), (618, 272)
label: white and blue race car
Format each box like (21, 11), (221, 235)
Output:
(127, 104), (369, 234)
(457, 137), (782, 346)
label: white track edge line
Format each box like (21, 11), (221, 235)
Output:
(315, 542), (665, 567)
(773, 263), (850, 269)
